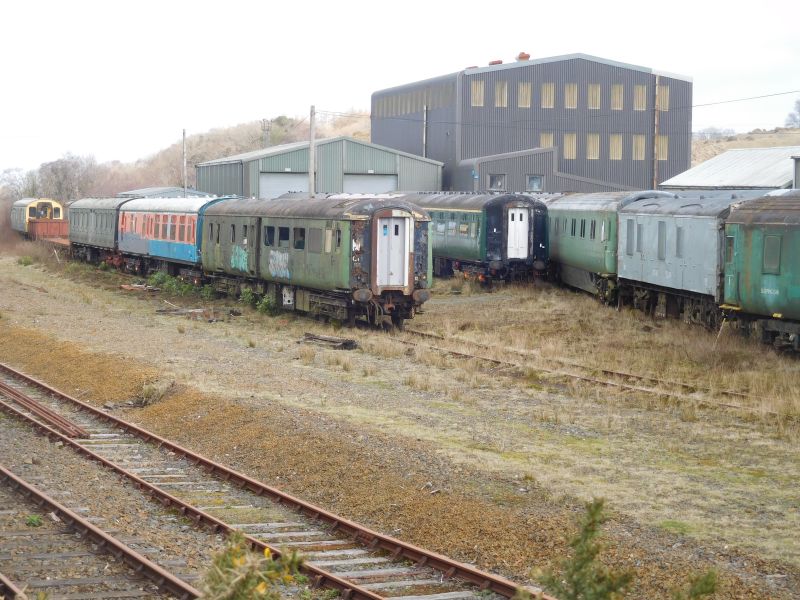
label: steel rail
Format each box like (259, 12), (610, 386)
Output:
(395, 333), (781, 419)
(0, 379), (89, 438)
(0, 362), (540, 600)
(0, 462), (199, 599)
(0, 571), (25, 599)
(404, 327), (753, 400)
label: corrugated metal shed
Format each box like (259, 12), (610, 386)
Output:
(661, 147), (800, 189)
(196, 137), (443, 199)
(117, 186), (213, 198)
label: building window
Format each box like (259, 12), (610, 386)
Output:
(632, 134), (646, 161)
(526, 175), (543, 192)
(587, 133), (600, 160)
(656, 135), (669, 161)
(518, 82), (531, 108)
(540, 132), (554, 148)
(293, 227), (305, 250)
(471, 80), (484, 107)
(565, 83), (577, 109)
(657, 85), (670, 111)
(609, 134), (622, 160)
(495, 81), (508, 108)
(563, 133), (576, 160)
(657, 221), (666, 260)
(488, 174), (506, 190)
(611, 84), (624, 110)
(634, 84), (647, 111)
(587, 84), (601, 109)
(763, 235), (781, 274)
(278, 226), (290, 248)
(264, 225), (275, 246)
(541, 82), (554, 108)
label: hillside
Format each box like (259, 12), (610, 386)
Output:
(691, 127), (800, 166)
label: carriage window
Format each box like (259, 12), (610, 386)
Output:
(553, 217), (558, 233)
(230, 224), (235, 243)
(601, 220), (607, 242)
(209, 223), (214, 241)
(580, 219), (586, 238)
(676, 226), (684, 258)
(242, 224), (248, 242)
(458, 223), (469, 235)
(216, 223), (220, 244)
(571, 218), (576, 237)
(29, 207), (36, 218)
(657, 221), (666, 260)
(511, 213), (515, 222)
(324, 228), (333, 253)
(394, 224), (399, 236)
(169, 217), (176, 241)
(335, 228), (342, 252)
(563, 218), (567, 233)
(307, 228), (323, 253)
(161, 216), (168, 239)
(293, 227), (306, 250)
(54, 208), (61, 219)
(725, 236), (734, 263)
(763, 235), (781, 274)
(179, 216), (186, 242)
(636, 224), (643, 253)
(470, 222), (477, 237)
(264, 226), (275, 247)
(626, 219), (634, 256)
(278, 227), (290, 248)
(590, 220), (596, 240)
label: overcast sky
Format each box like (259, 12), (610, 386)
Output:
(2, 0), (799, 172)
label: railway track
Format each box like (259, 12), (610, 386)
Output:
(0, 361), (544, 600)
(400, 328), (781, 420)
(0, 462), (195, 599)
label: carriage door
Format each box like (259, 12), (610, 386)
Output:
(376, 216), (410, 287)
(507, 208), (529, 259)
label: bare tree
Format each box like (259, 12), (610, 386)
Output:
(786, 99), (800, 128)
(38, 153), (97, 201)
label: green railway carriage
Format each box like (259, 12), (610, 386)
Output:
(723, 190), (800, 348)
(543, 191), (670, 301)
(201, 195), (432, 327)
(399, 192), (555, 280)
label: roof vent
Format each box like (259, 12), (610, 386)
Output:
(517, 52), (531, 61)
(465, 65), (478, 70)
(489, 59), (503, 65)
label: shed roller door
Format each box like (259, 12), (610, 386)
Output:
(259, 173), (309, 200)
(342, 174), (398, 194)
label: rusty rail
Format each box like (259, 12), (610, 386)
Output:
(0, 362), (542, 600)
(0, 462), (199, 599)
(399, 329), (782, 420)
(0, 379), (89, 438)
(0, 571), (25, 599)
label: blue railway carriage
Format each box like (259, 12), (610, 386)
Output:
(68, 198), (133, 263)
(543, 191), (669, 302)
(117, 196), (227, 276)
(616, 193), (755, 327)
(398, 192), (554, 281)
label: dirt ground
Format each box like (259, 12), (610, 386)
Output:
(0, 249), (798, 599)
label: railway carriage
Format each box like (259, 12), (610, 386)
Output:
(10, 198), (65, 236)
(722, 190), (800, 347)
(202, 194), (432, 327)
(544, 191), (670, 302)
(117, 196), (227, 276)
(398, 192), (553, 280)
(68, 198), (133, 263)
(616, 193), (757, 327)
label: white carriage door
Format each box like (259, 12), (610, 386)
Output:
(376, 217), (409, 287)
(507, 208), (529, 259)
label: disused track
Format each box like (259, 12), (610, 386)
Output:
(0, 362), (546, 600)
(400, 328), (783, 420)
(0, 462), (195, 599)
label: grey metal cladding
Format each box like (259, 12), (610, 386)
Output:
(196, 161), (244, 196)
(372, 55), (691, 193)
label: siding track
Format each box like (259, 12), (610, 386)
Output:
(0, 362), (543, 600)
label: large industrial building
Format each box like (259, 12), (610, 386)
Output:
(371, 53), (692, 193)
(196, 136), (442, 199)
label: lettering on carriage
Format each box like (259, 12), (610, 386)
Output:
(761, 288), (779, 296)
(269, 250), (290, 279)
(231, 246), (248, 272)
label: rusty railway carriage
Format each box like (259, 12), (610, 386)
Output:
(10, 197), (65, 236)
(723, 190), (800, 348)
(397, 192), (554, 280)
(202, 195), (432, 327)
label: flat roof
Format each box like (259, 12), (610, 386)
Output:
(661, 147), (800, 189)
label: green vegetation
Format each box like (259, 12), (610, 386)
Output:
(201, 284), (217, 301)
(200, 531), (302, 599)
(147, 271), (195, 297)
(25, 514), (43, 527)
(257, 294), (280, 316)
(240, 288), (257, 308)
(17, 255), (34, 266)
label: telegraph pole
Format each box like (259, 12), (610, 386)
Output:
(309, 105), (316, 198)
(261, 118), (271, 148)
(182, 128), (187, 198)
